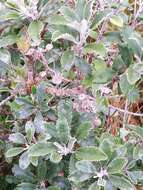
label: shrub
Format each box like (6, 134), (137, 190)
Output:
(0, 0), (143, 189)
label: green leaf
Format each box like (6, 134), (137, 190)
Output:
(83, 0), (94, 20)
(0, 49), (11, 67)
(61, 50), (75, 71)
(104, 181), (116, 190)
(119, 74), (139, 103)
(34, 111), (45, 133)
(12, 164), (35, 182)
(76, 122), (91, 139)
(89, 30), (97, 39)
(56, 117), (70, 144)
(30, 156), (38, 167)
(69, 170), (92, 183)
(45, 123), (57, 138)
(19, 151), (30, 170)
(31, 85), (37, 94)
(133, 64), (143, 72)
(94, 59), (107, 70)
(116, 145), (127, 157)
(133, 145), (143, 160)
(91, 10), (110, 29)
(75, 56), (91, 74)
(36, 82), (47, 104)
(119, 74), (133, 95)
(0, 87), (10, 92)
(28, 21), (44, 43)
(6, 0), (21, 8)
(110, 16), (123, 27)
(28, 142), (55, 157)
(93, 59), (115, 84)
(99, 139), (113, 159)
(60, 6), (79, 22)
(84, 43), (107, 57)
(112, 55), (126, 73)
(8, 133), (27, 144)
(75, 0), (86, 20)
(0, 34), (16, 48)
(128, 87), (140, 103)
(110, 175), (134, 190)
(128, 37), (142, 57)
(119, 44), (133, 67)
(76, 161), (95, 173)
(127, 125), (143, 139)
(126, 65), (141, 85)
(88, 182), (100, 190)
(58, 99), (73, 124)
(52, 31), (77, 43)
(108, 157), (128, 174)
(0, 49), (11, 74)
(48, 186), (61, 190)
(76, 146), (107, 161)
(49, 15), (68, 25)
(25, 121), (35, 143)
(127, 171), (143, 184)
(5, 147), (25, 158)
(38, 160), (47, 180)
(5, 11), (20, 20)
(16, 106), (36, 119)
(50, 152), (62, 163)
(16, 182), (36, 190)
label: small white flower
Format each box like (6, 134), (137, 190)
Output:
(46, 44), (53, 51)
(97, 169), (108, 178)
(52, 73), (63, 85)
(78, 94), (86, 100)
(54, 138), (76, 156)
(39, 71), (46, 78)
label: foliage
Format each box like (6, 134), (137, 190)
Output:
(0, 0), (143, 189)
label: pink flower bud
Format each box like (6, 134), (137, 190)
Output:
(46, 44), (53, 51)
(92, 117), (101, 128)
(100, 87), (112, 95)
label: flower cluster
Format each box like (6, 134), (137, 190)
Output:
(73, 94), (96, 113)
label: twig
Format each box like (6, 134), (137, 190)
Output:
(40, 53), (55, 75)
(132, 0), (143, 26)
(0, 94), (15, 107)
(25, 55), (35, 90)
(45, 86), (85, 97)
(96, 8), (120, 42)
(96, 21), (107, 42)
(0, 78), (11, 83)
(123, 100), (128, 128)
(134, 0), (137, 19)
(40, 52), (72, 83)
(0, 87), (27, 107)
(109, 105), (143, 117)
(135, 0), (143, 19)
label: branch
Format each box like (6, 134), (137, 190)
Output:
(0, 94), (15, 107)
(123, 100), (128, 128)
(45, 86), (85, 97)
(96, 21), (107, 42)
(109, 105), (143, 117)
(0, 88), (27, 107)
(25, 55), (35, 91)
